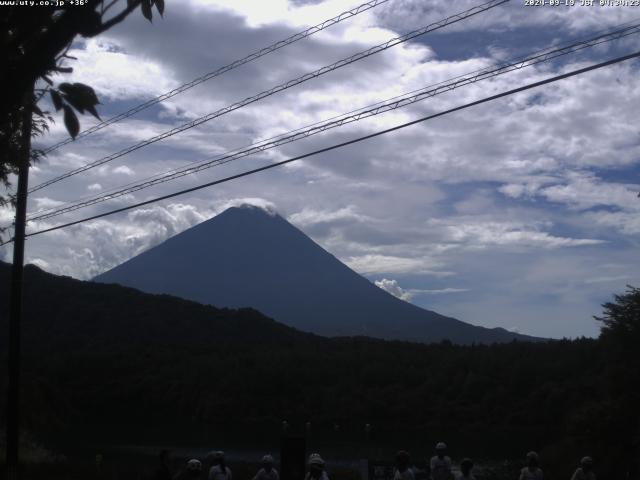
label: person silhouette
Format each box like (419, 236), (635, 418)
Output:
(208, 451), (232, 480)
(430, 443), (453, 480)
(394, 451), (415, 480)
(570, 457), (595, 480)
(253, 455), (279, 480)
(519, 452), (543, 480)
(305, 453), (329, 480)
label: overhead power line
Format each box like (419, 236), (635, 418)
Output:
(25, 21), (640, 223)
(29, 0), (509, 193)
(3, 49), (634, 245)
(41, 0), (391, 154)
(26, 18), (640, 221)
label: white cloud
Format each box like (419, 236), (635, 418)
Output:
(375, 0), (632, 34)
(31, 197), (66, 211)
(29, 258), (51, 271)
(539, 173), (640, 211)
(216, 197), (277, 215)
(112, 165), (135, 176)
(584, 210), (640, 235)
(289, 205), (372, 226)
(420, 288), (469, 294)
(61, 38), (179, 101)
(375, 278), (414, 301)
(346, 254), (453, 276)
(23, 203), (217, 279)
(0, 207), (13, 224)
(375, 278), (469, 301)
(433, 218), (606, 249)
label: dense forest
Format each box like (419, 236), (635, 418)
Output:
(0, 262), (639, 479)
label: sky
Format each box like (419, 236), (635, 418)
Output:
(2, 0), (640, 338)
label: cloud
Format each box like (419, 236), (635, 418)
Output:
(375, 278), (469, 301)
(375, 278), (414, 301)
(584, 211), (640, 236)
(113, 165), (135, 176)
(420, 288), (469, 294)
(62, 38), (178, 101)
(346, 254), (453, 276)
(216, 198), (278, 215)
(583, 275), (630, 285)
(29, 258), (51, 271)
(289, 205), (372, 226)
(432, 218), (606, 249)
(538, 173), (640, 211)
(31, 197), (66, 211)
(22, 203), (216, 279)
(375, 0), (631, 35)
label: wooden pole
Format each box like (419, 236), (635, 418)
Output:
(5, 83), (33, 480)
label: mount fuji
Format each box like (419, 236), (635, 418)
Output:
(94, 205), (537, 344)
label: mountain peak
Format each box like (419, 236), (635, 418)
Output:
(220, 203), (279, 218)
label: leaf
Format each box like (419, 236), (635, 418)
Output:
(154, 0), (164, 16)
(141, 0), (153, 22)
(63, 94), (85, 114)
(55, 66), (73, 73)
(86, 104), (102, 121)
(58, 82), (100, 115)
(33, 104), (44, 117)
(71, 83), (99, 105)
(50, 90), (64, 111)
(57, 82), (74, 95)
(42, 75), (53, 86)
(63, 105), (80, 139)
(77, 10), (103, 37)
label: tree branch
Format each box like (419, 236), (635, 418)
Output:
(94, 0), (142, 35)
(102, 0), (120, 16)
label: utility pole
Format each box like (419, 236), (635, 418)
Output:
(5, 84), (33, 480)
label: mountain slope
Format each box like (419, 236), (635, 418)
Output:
(95, 205), (537, 344)
(0, 260), (314, 353)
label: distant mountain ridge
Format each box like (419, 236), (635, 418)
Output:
(0, 261), (313, 353)
(94, 205), (537, 344)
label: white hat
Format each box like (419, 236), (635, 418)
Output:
(187, 459), (202, 471)
(436, 442), (447, 450)
(308, 453), (325, 466)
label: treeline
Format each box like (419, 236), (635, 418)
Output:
(0, 263), (638, 478)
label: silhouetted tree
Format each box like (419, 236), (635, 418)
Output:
(594, 286), (640, 478)
(595, 285), (640, 339)
(0, 0), (165, 212)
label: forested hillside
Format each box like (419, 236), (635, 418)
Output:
(1, 263), (638, 478)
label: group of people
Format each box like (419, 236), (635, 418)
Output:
(159, 443), (596, 480)
(393, 442), (475, 480)
(166, 450), (323, 480)
(155, 450), (237, 480)
(393, 443), (596, 480)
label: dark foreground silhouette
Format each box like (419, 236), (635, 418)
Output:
(0, 264), (638, 478)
